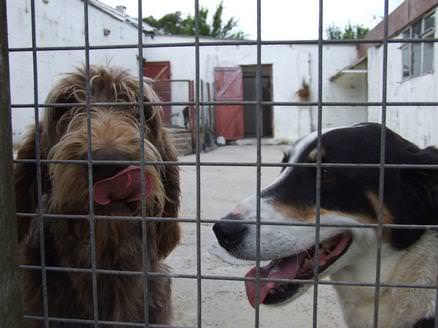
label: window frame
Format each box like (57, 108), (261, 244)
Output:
(400, 10), (436, 81)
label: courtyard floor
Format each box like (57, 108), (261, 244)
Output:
(166, 145), (346, 327)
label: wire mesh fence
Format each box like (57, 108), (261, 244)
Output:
(0, 1), (23, 327)
(2, 0), (438, 327)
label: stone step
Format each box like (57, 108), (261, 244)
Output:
(172, 135), (192, 142)
(166, 128), (193, 156)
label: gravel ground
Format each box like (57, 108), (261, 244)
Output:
(166, 145), (347, 328)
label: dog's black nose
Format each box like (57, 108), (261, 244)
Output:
(92, 149), (131, 182)
(213, 214), (248, 250)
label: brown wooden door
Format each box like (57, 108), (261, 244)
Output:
(143, 61), (171, 125)
(214, 67), (244, 140)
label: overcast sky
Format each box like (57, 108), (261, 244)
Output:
(101, 0), (403, 40)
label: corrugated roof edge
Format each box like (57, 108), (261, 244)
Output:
(83, 0), (155, 34)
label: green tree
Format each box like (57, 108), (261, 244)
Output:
(326, 23), (369, 40)
(143, 1), (246, 40)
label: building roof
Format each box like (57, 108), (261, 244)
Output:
(329, 56), (368, 82)
(358, 0), (438, 57)
(85, 0), (155, 34)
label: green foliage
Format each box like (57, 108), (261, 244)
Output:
(143, 1), (246, 40)
(326, 23), (369, 40)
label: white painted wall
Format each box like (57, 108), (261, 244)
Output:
(8, 0), (366, 144)
(8, 0), (152, 144)
(322, 50), (368, 130)
(367, 13), (438, 148)
(146, 36), (367, 141)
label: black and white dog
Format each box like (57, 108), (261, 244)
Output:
(213, 123), (438, 328)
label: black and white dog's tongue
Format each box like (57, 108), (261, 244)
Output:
(244, 253), (305, 308)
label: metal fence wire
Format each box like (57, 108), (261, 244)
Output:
(0, 1), (23, 328)
(2, 0), (438, 327)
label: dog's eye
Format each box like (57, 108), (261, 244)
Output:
(320, 166), (329, 176)
(320, 167), (336, 184)
(280, 151), (291, 172)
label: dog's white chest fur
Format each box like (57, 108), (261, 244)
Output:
(331, 231), (438, 328)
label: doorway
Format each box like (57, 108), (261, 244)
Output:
(241, 65), (273, 138)
(143, 61), (172, 125)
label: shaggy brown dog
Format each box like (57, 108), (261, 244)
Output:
(15, 65), (180, 327)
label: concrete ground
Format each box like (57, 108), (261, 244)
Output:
(166, 145), (347, 328)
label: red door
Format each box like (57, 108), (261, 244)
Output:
(214, 67), (244, 140)
(143, 61), (171, 125)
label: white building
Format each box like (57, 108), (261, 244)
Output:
(144, 36), (367, 141)
(363, 0), (438, 147)
(7, 0), (365, 145)
(8, 0), (155, 143)
(7, 0), (438, 147)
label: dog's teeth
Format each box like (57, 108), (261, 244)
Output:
(303, 257), (312, 269)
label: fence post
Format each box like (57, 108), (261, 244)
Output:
(0, 1), (23, 327)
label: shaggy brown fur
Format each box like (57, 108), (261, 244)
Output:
(15, 65), (180, 327)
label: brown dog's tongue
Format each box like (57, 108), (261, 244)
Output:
(93, 166), (152, 205)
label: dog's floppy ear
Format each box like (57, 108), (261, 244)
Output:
(141, 81), (164, 140)
(155, 220), (181, 259)
(14, 128), (49, 242)
(43, 73), (85, 150)
(15, 71), (77, 242)
(154, 129), (181, 259)
(400, 146), (438, 214)
(139, 81), (181, 259)
(390, 146), (438, 249)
